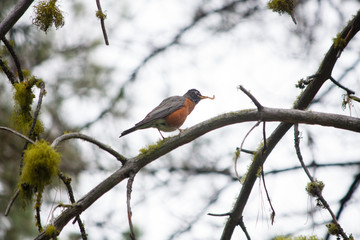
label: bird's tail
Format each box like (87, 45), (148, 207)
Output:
(119, 126), (138, 137)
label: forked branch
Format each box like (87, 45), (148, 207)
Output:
(33, 106), (360, 239)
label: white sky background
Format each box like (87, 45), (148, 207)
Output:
(22, 0), (360, 239)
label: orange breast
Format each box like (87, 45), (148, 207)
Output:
(164, 98), (196, 129)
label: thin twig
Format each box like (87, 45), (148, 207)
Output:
(95, 0), (109, 45)
(234, 120), (261, 181)
(126, 171), (136, 240)
(349, 95), (360, 103)
(1, 36), (23, 81)
(169, 186), (227, 240)
(266, 161), (360, 176)
(208, 212), (231, 217)
(238, 216), (251, 240)
(0, 126), (35, 144)
(294, 124), (314, 181)
(238, 85), (264, 110)
(0, 57), (16, 84)
(20, 80), (46, 172)
(260, 170), (275, 225)
(241, 149), (255, 155)
(314, 56), (360, 103)
(294, 124), (349, 240)
(52, 132), (127, 164)
(329, 76), (355, 95)
(4, 188), (19, 216)
(324, 173), (360, 240)
(59, 172), (87, 240)
(35, 192), (43, 232)
(28, 80), (46, 140)
(337, 173), (360, 219)
(262, 121), (267, 154)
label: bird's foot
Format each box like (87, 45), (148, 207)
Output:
(158, 129), (166, 140)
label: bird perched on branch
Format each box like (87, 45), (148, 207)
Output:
(119, 89), (215, 139)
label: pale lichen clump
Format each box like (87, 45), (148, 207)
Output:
(305, 179), (324, 197)
(33, 0), (65, 33)
(45, 224), (60, 238)
(267, 0), (297, 23)
(333, 33), (347, 49)
(139, 139), (165, 156)
(19, 140), (61, 201)
(273, 235), (322, 240)
(12, 77), (45, 136)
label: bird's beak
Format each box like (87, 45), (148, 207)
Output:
(200, 95), (215, 100)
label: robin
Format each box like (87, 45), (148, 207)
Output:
(119, 89), (214, 139)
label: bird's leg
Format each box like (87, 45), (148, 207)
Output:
(178, 128), (183, 133)
(158, 129), (165, 140)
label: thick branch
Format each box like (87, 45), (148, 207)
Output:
(0, 0), (34, 38)
(220, 10), (360, 240)
(34, 108), (360, 239)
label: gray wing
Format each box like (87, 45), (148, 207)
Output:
(134, 96), (185, 128)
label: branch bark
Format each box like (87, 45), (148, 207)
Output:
(34, 107), (360, 239)
(0, 0), (34, 38)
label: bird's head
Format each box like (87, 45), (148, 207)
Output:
(184, 89), (215, 104)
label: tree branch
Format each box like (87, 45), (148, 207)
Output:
(0, 57), (16, 85)
(126, 171), (136, 240)
(4, 188), (19, 216)
(95, 0), (109, 45)
(220, 10), (360, 240)
(34, 107), (360, 239)
(59, 172), (87, 240)
(324, 173), (360, 240)
(238, 85), (263, 110)
(329, 76), (355, 95)
(51, 132), (127, 164)
(0, 0), (34, 38)
(1, 36), (24, 82)
(0, 126), (35, 144)
(294, 124), (348, 239)
(20, 80), (47, 171)
(28, 80), (46, 139)
(234, 120), (261, 180)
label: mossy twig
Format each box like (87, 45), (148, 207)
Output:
(59, 172), (87, 239)
(294, 124), (349, 240)
(126, 171), (136, 240)
(95, 0), (109, 45)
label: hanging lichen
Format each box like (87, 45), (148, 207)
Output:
(18, 140), (61, 202)
(11, 77), (44, 137)
(32, 0), (65, 33)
